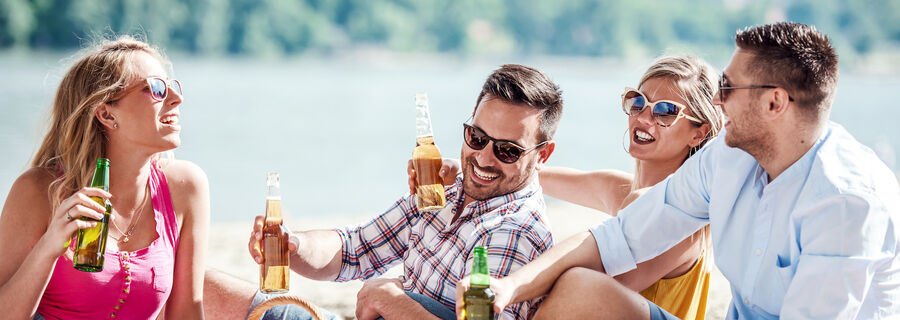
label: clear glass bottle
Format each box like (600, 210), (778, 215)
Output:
(260, 172), (290, 293)
(412, 93), (446, 211)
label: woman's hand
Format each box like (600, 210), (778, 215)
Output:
(407, 158), (462, 194)
(40, 187), (109, 256)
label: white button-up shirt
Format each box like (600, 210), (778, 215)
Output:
(591, 122), (900, 319)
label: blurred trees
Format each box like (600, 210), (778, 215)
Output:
(0, 0), (898, 56)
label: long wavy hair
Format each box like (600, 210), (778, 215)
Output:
(31, 35), (170, 209)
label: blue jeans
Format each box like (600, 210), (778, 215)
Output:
(251, 291), (455, 320)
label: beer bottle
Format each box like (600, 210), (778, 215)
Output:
(73, 158), (112, 272)
(463, 246), (495, 320)
(412, 93), (446, 212)
(260, 172), (290, 293)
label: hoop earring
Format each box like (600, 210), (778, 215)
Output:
(622, 128), (631, 154)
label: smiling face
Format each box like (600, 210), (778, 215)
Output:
(104, 51), (184, 153)
(460, 97), (548, 201)
(715, 49), (772, 153)
(627, 77), (706, 163)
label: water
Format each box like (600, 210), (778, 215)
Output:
(1, 53), (897, 222)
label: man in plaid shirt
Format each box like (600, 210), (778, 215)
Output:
(237, 64), (562, 320)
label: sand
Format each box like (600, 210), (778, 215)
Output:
(206, 201), (732, 319)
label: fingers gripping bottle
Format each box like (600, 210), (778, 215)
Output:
(463, 246), (495, 320)
(260, 172), (290, 293)
(412, 93), (446, 211)
(73, 158), (112, 272)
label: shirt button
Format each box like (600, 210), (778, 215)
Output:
(119, 299), (125, 303)
(110, 312), (116, 318)
(744, 298), (750, 305)
(123, 265), (130, 270)
(125, 276), (131, 281)
(755, 249), (762, 256)
(114, 305), (120, 310)
(123, 288), (130, 294)
(122, 253), (129, 259)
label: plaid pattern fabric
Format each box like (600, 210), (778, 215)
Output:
(334, 175), (554, 320)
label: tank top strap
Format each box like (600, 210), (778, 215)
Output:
(149, 161), (179, 249)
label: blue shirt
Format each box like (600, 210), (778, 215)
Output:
(591, 122), (900, 319)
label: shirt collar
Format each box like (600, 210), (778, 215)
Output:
(444, 174), (542, 220)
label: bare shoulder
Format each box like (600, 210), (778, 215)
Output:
(8, 167), (56, 203)
(158, 159), (209, 193)
(2, 167), (56, 225)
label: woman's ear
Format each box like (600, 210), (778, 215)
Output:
(95, 103), (117, 130)
(689, 123), (711, 148)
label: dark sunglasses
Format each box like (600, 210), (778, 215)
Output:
(716, 73), (793, 103)
(463, 123), (548, 164)
(113, 77), (183, 102)
(621, 87), (702, 127)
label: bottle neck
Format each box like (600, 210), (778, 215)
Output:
(470, 253), (490, 286)
(91, 160), (110, 191)
(415, 94), (434, 137)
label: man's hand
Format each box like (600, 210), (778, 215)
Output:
(356, 278), (405, 320)
(407, 158), (462, 194)
(248, 215), (300, 264)
(455, 276), (514, 320)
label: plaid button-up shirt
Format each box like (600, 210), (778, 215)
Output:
(334, 175), (554, 319)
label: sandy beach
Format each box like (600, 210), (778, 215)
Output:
(207, 201), (732, 319)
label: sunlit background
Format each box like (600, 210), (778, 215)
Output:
(1, 0), (898, 222)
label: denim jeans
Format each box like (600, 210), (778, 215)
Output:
(251, 290), (455, 320)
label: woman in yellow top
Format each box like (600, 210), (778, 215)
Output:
(536, 55), (723, 319)
(411, 54), (723, 319)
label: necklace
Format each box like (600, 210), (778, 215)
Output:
(111, 186), (150, 243)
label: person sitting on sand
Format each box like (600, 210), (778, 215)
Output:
(205, 64), (562, 320)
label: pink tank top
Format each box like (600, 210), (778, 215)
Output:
(37, 162), (179, 319)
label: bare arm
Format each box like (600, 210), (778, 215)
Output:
(539, 167), (633, 215)
(0, 169), (108, 318)
(608, 187), (705, 291)
(456, 231), (604, 316)
(249, 224), (343, 281)
(164, 161), (210, 319)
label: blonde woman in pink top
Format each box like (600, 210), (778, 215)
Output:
(0, 36), (209, 319)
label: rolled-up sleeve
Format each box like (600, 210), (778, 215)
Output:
(333, 196), (418, 281)
(590, 143), (714, 276)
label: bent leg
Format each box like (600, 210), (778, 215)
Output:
(204, 268), (258, 320)
(534, 267), (651, 320)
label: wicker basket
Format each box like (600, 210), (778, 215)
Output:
(246, 295), (327, 320)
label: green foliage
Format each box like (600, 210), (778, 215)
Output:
(0, 0), (896, 56)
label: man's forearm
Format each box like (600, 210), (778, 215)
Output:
(290, 230), (344, 280)
(508, 231), (604, 304)
(376, 292), (441, 320)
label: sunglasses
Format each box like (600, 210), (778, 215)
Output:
(463, 123), (549, 164)
(621, 87), (702, 127)
(113, 77), (183, 102)
(716, 73), (793, 103)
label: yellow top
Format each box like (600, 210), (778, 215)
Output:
(639, 254), (710, 320)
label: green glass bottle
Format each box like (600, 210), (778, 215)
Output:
(463, 246), (495, 320)
(73, 158), (112, 272)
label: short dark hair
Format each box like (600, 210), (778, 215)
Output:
(474, 64), (563, 143)
(735, 22), (838, 118)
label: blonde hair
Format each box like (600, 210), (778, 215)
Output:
(639, 54), (724, 156)
(31, 35), (170, 209)
(633, 55), (724, 260)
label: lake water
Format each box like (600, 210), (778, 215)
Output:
(1, 52), (898, 222)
